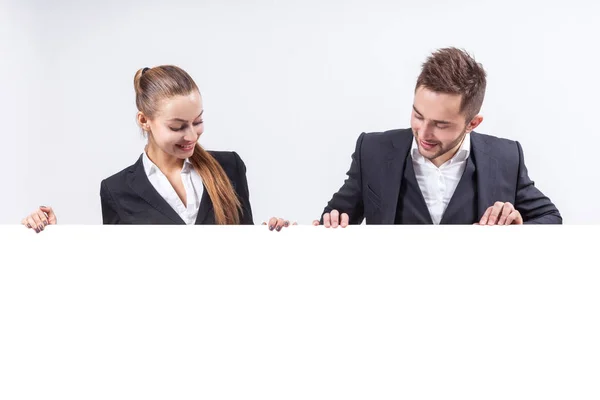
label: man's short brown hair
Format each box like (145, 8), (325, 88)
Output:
(416, 47), (487, 121)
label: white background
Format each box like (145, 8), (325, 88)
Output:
(1, 0), (598, 224)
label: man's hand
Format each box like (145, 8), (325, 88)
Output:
(312, 210), (349, 228)
(477, 202), (523, 225)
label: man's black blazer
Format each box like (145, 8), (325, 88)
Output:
(321, 128), (562, 224)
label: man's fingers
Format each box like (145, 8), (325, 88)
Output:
(505, 209), (523, 225)
(340, 213), (349, 228)
(323, 213), (331, 228)
(497, 203), (514, 225)
(330, 210), (340, 228)
(487, 202), (505, 225)
(479, 207), (492, 225)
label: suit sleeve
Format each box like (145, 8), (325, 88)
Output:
(233, 152), (254, 225)
(320, 133), (366, 224)
(514, 141), (562, 224)
(100, 180), (122, 224)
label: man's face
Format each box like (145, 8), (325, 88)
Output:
(410, 86), (476, 165)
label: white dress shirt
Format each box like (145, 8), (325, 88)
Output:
(142, 152), (205, 225)
(411, 134), (471, 225)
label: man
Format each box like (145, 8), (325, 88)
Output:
(315, 47), (561, 227)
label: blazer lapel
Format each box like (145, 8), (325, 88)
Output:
(127, 155), (185, 224)
(381, 131), (414, 224)
(471, 132), (499, 218)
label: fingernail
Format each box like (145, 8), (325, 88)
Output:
(39, 225), (44, 231)
(269, 225), (274, 231)
(43, 220), (48, 226)
(284, 221), (289, 227)
(40, 205), (46, 208)
(276, 226), (281, 231)
(27, 223), (31, 228)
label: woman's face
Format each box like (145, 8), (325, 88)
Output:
(142, 90), (204, 159)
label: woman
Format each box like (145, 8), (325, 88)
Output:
(22, 65), (291, 232)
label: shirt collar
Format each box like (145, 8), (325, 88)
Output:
(411, 133), (471, 166)
(142, 150), (193, 177)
